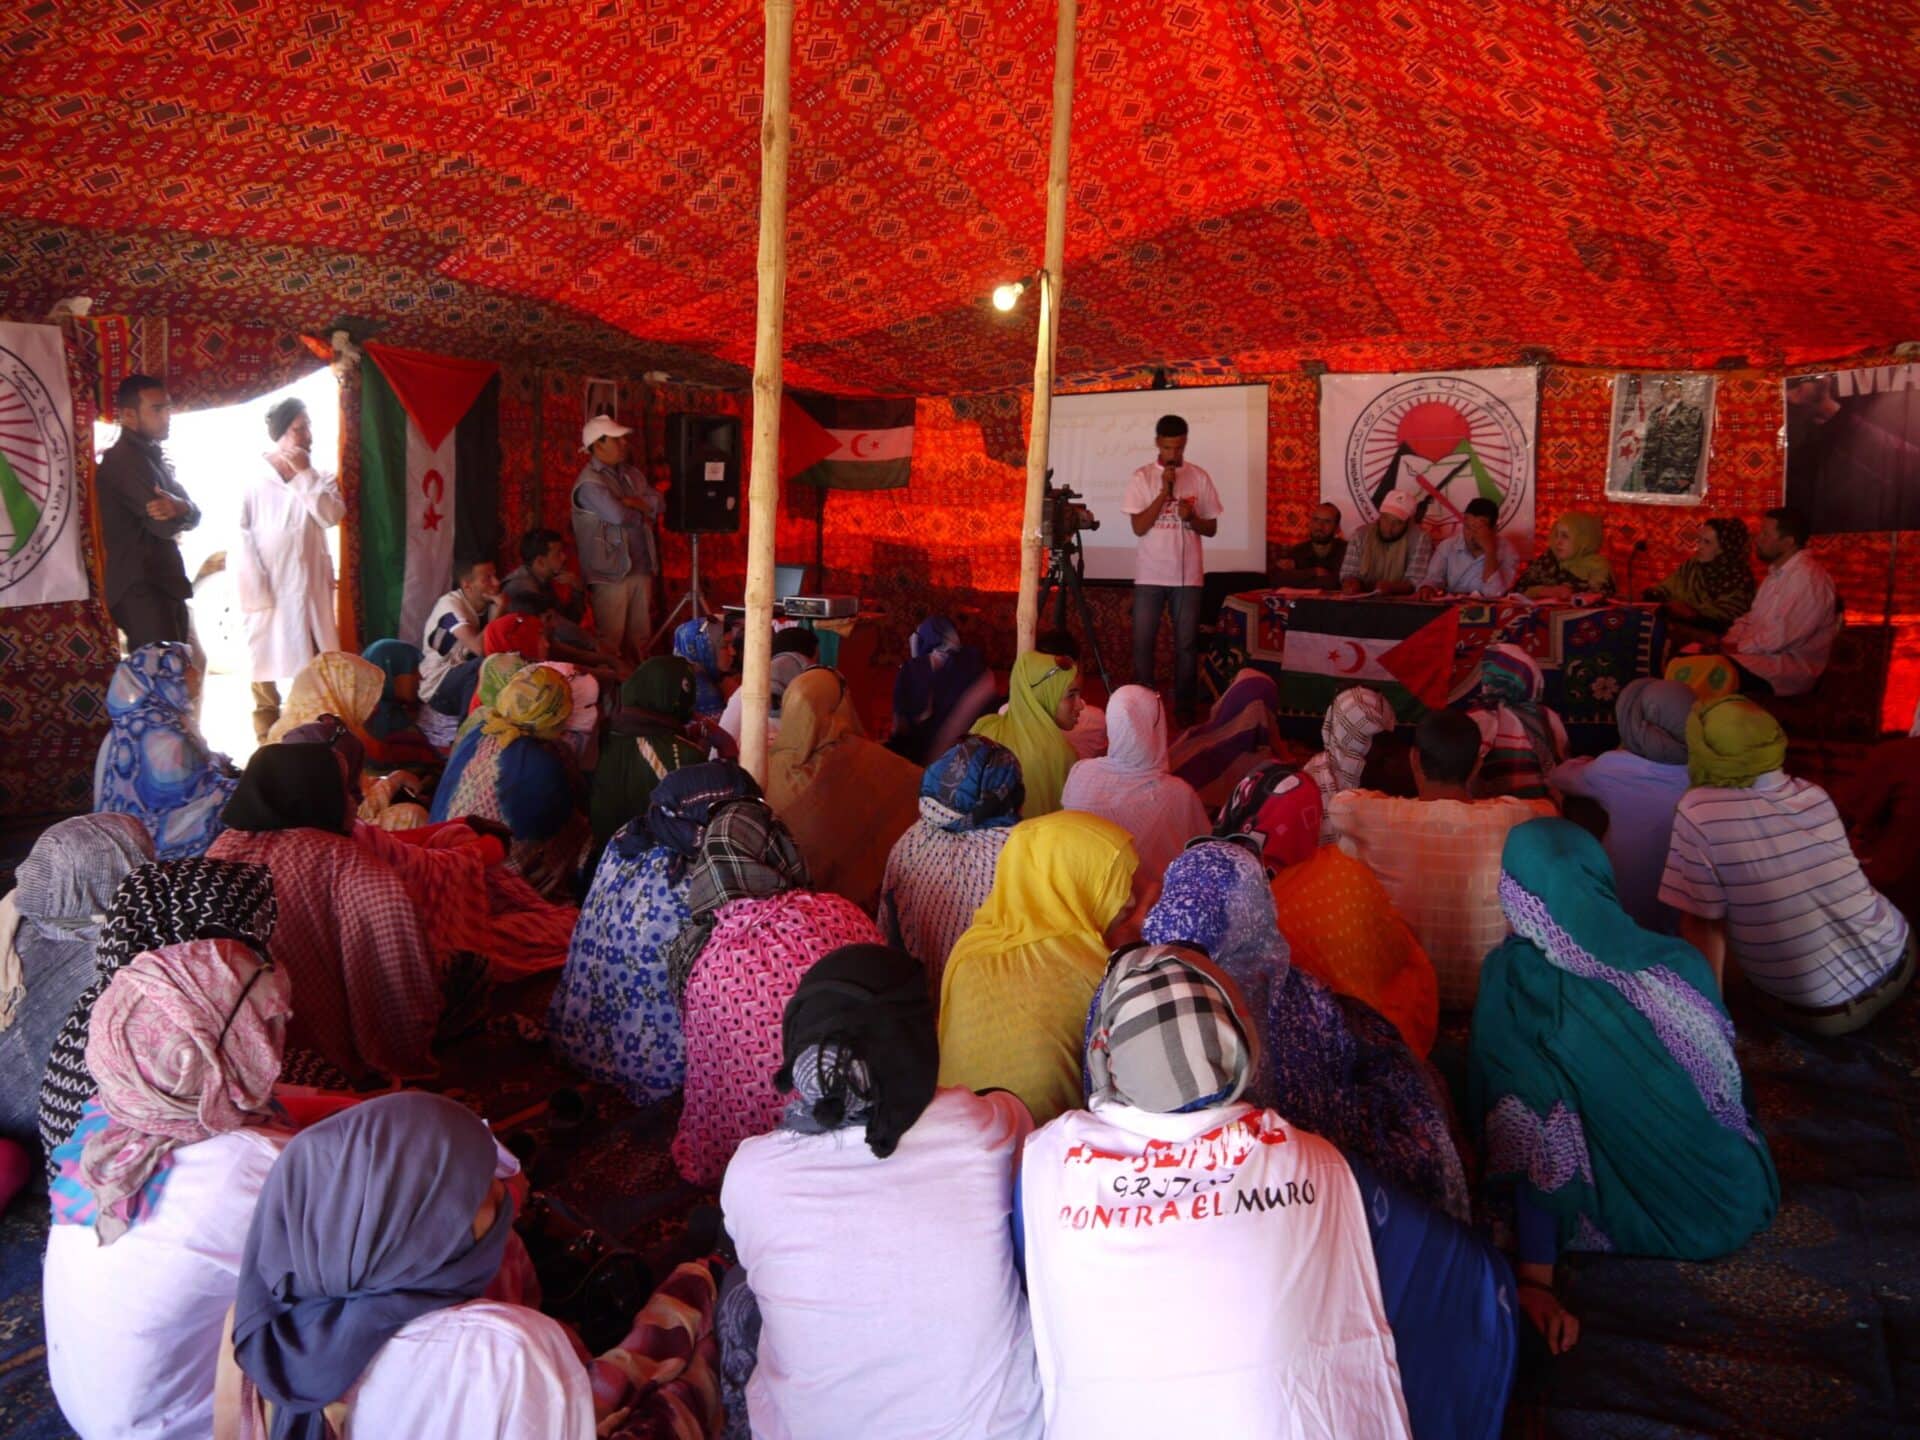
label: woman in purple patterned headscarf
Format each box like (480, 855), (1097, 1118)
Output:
(1142, 840), (1469, 1222)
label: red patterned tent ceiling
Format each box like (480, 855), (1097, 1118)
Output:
(3, 0), (1917, 394)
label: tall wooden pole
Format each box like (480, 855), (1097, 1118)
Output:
(739, 0), (796, 784)
(1015, 0), (1079, 654)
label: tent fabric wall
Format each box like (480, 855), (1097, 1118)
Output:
(2, 7), (1917, 396)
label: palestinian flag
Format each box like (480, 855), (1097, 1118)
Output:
(780, 389), (914, 489)
(359, 342), (500, 645)
(1278, 598), (1461, 717)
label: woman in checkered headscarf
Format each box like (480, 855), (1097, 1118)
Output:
(1019, 942), (1516, 1440)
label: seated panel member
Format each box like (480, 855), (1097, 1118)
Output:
(1700, 507), (1837, 698)
(1340, 491), (1431, 595)
(1418, 498), (1519, 599)
(1272, 503), (1348, 588)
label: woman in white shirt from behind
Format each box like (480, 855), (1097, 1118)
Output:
(218, 1091), (593, 1440)
(719, 943), (1043, 1440)
(43, 937), (294, 1440)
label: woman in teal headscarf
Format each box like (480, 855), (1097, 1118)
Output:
(358, 639), (441, 770)
(1469, 817), (1778, 1353)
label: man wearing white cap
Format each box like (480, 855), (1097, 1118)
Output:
(571, 415), (664, 664)
(1340, 489), (1432, 596)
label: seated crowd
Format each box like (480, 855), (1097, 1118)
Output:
(0, 491), (1909, 1440)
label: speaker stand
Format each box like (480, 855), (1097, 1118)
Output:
(649, 532), (712, 654)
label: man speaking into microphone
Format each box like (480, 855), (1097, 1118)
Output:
(1124, 413), (1221, 721)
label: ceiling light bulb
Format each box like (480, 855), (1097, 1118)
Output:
(992, 281), (1025, 312)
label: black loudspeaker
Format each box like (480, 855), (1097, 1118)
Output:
(664, 413), (743, 534)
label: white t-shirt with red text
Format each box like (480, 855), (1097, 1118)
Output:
(1021, 1098), (1411, 1440)
(1122, 462), (1222, 588)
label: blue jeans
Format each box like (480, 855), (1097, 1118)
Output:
(1132, 583), (1201, 707)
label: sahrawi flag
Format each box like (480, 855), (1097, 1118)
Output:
(359, 342), (500, 645)
(779, 388), (915, 489)
(1279, 597), (1462, 714)
(0, 321), (87, 609)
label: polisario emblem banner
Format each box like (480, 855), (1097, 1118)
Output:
(0, 321), (86, 609)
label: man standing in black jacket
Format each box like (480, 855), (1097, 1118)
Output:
(96, 373), (202, 663)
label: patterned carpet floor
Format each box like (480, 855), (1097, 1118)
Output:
(0, 971), (1913, 1437)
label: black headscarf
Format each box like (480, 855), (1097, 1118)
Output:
(625, 759), (762, 867)
(220, 744), (354, 835)
(773, 944), (938, 1159)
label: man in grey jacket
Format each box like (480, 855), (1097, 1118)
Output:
(570, 415), (663, 665)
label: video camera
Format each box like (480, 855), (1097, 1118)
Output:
(1042, 476), (1100, 550)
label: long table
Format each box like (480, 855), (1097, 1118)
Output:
(1209, 590), (1668, 727)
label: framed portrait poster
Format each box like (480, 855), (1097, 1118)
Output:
(1605, 373), (1716, 504)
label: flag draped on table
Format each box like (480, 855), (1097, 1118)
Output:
(1319, 368), (1538, 556)
(779, 389), (914, 489)
(0, 321), (86, 609)
(359, 342), (500, 646)
(1279, 599), (1462, 715)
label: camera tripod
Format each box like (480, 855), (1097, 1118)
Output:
(1035, 527), (1112, 694)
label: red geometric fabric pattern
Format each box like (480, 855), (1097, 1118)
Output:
(1, 2), (1916, 395)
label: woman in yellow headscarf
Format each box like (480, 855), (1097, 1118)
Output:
(969, 650), (1082, 818)
(767, 667), (923, 913)
(1514, 511), (1615, 600)
(938, 810), (1143, 1124)
(428, 667), (585, 897)
(269, 650), (443, 771)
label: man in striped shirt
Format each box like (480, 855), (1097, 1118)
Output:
(1659, 698), (1913, 1035)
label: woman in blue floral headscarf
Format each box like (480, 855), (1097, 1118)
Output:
(549, 761), (761, 1104)
(93, 643), (238, 859)
(1141, 838), (1470, 1221)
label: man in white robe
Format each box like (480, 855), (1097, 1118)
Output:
(233, 396), (346, 740)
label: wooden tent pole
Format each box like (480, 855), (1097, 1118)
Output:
(1015, 0), (1079, 655)
(739, 0), (796, 785)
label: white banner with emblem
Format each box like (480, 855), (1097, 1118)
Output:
(0, 322), (86, 609)
(1318, 367), (1539, 555)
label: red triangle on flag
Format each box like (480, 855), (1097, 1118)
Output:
(364, 342), (498, 450)
(1380, 606), (1461, 709)
(778, 394), (841, 482)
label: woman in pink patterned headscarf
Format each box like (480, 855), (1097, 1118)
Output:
(43, 938), (294, 1440)
(63, 938), (290, 1241)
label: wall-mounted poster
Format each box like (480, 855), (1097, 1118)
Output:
(585, 377), (619, 421)
(1605, 372), (1716, 504)
(1785, 362), (1920, 534)
(1318, 367), (1538, 553)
